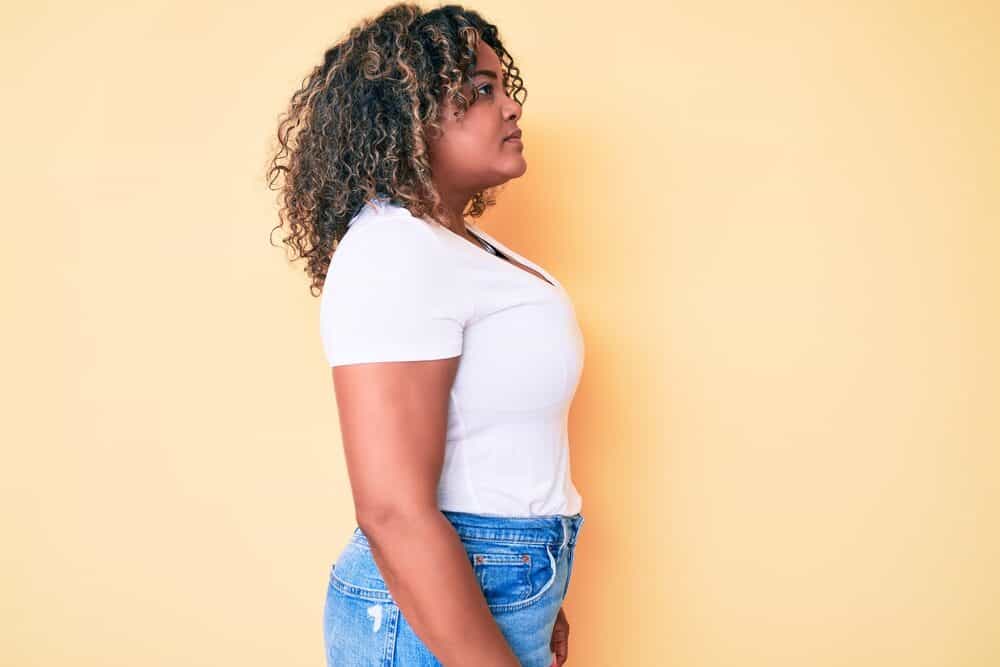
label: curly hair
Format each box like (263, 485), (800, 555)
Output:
(266, 3), (527, 296)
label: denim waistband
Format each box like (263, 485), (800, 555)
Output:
(352, 510), (585, 551)
(442, 510), (585, 549)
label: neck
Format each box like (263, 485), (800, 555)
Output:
(436, 190), (473, 236)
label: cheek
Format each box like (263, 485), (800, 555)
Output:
(438, 128), (501, 162)
(452, 109), (501, 143)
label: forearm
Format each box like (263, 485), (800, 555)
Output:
(358, 508), (520, 667)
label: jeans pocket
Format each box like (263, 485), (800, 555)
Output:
(468, 542), (558, 614)
(471, 551), (533, 602)
(328, 542), (394, 603)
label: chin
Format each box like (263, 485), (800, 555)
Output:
(507, 159), (528, 178)
(488, 160), (527, 186)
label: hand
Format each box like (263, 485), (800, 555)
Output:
(549, 606), (570, 665)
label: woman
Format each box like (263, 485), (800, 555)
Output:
(267, 4), (585, 665)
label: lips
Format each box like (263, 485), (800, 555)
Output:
(504, 129), (522, 141)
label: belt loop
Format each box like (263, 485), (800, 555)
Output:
(560, 517), (569, 552)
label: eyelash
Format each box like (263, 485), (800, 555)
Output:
(476, 83), (494, 97)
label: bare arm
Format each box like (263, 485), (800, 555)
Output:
(332, 357), (520, 667)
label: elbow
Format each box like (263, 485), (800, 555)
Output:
(355, 502), (437, 535)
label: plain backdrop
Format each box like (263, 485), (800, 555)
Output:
(2, 1), (998, 665)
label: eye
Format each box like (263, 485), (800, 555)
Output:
(476, 82), (494, 96)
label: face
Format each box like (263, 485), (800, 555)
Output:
(425, 38), (526, 205)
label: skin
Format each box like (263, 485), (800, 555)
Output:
(427, 39), (527, 239)
(332, 35), (570, 667)
(427, 39), (555, 289)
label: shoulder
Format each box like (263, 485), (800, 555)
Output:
(319, 200), (468, 366)
(335, 202), (445, 266)
(324, 200), (454, 298)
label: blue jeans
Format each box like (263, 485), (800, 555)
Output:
(323, 509), (585, 666)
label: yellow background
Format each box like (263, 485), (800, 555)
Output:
(3, 1), (997, 665)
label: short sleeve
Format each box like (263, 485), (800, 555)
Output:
(319, 213), (467, 367)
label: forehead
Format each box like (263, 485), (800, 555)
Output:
(474, 40), (502, 72)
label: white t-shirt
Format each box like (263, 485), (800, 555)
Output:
(319, 196), (584, 517)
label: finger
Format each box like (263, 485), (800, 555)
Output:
(553, 641), (568, 665)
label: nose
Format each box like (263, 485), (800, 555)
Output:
(503, 91), (522, 122)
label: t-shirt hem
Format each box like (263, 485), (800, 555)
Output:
(328, 343), (462, 367)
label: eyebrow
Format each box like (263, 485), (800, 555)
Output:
(471, 69), (499, 79)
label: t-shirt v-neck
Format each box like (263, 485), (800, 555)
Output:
(462, 223), (561, 291)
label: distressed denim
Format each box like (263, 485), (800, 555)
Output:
(323, 509), (585, 666)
